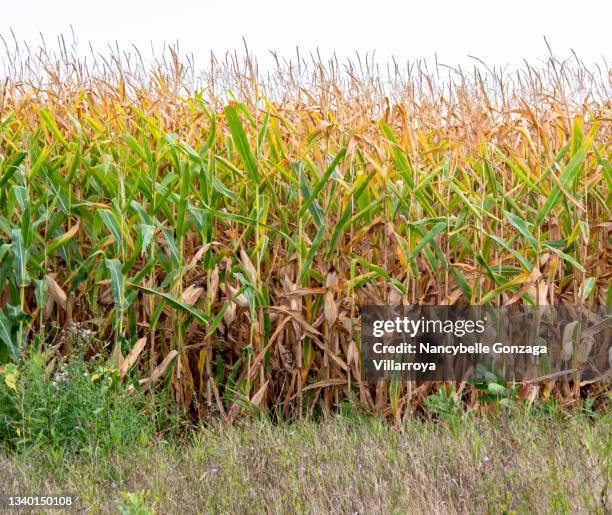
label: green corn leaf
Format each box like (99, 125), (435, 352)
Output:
(299, 170), (325, 228)
(298, 225), (326, 284)
(47, 221), (80, 254)
(353, 257), (408, 295)
(0, 309), (19, 360)
(105, 258), (126, 314)
(408, 222), (446, 261)
(40, 108), (69, 147)
(225, 105), (260, 184)
(0, 151), (26, 188)
(487, 233), (534, 272)
(580, 277), (596, 301)
(257, 111), (270, 157)
(128, 283), (209, 324)
(98, 209), (124, 246)
(41, 165), (70, 214)
(505, 211), (537, 250)
(536, 146), (588, 225)
(542, 243), (585, 273)
(159, 225), (181, 267)
(11, 229), (29, 287)
(12, 185), (29, 211)
(327, 171), (375, 259)
(451, 266), (472, 299)
(34, 278), (48, 311)
(139, 224), (155, 254)
(299, 148), (346, 218)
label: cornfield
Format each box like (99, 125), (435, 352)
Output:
(0, 40), (610, 421)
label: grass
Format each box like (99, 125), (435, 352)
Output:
(2, 412), (610, 513)
(0, 38), (610, 422)
(0, 345), (608, 512)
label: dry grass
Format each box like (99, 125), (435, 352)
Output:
(2, 412), (610, 514)
(0, 36), (610, 422)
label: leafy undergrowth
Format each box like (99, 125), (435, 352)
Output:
(0, 352), (180, 458)
(1, 409), (610, 513)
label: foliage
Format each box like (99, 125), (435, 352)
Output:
(0, 42), (610, 420)
(0, 351), (155, 455)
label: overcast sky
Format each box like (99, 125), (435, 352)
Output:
(1, 0), (610, 69)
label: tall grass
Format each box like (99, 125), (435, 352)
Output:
(4, 413), (611, 512)
(0, 38), (610, 421)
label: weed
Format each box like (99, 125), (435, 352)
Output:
(0, 352), (155, 457)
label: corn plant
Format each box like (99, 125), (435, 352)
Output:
(0, 41), (610, 420)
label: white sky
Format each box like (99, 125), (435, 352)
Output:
(1, 0), (611, 69)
